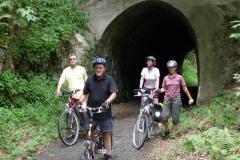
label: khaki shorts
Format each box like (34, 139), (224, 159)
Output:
(161, 97), (182, 124)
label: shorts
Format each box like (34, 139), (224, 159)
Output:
(143, 86), (158, 98)
(70, 98), (87, 104)
(161, 97), (182, 124)
(83, 116), (113, 132)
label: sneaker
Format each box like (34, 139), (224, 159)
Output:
(66, 130), (75, 139)
(170, 134), (175, 140)
(162, 130), (170, 139)
(106, 155), (112, 160)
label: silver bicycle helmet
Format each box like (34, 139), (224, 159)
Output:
(146, 56), (156, 62)
(167, 60), (177, 67)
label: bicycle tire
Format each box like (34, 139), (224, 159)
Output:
(58, 111), (79, 146)
(148, 114), (154, 138)
(132, 114), (148, 149)
(80, 146), (93, 160)
(103, 132), (113, 159)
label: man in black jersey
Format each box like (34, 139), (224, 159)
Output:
(79, 58), (118, 160)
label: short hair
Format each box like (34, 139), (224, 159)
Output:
(146, 59), (157, 66)
(69, 53), (77, 59)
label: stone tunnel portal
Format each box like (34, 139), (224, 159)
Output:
(97, 1), (198, 104)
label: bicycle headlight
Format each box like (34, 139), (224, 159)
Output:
(155, 111), (161, 117)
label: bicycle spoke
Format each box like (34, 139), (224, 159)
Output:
(132, 115), (148, 149)
(58, 111), (79, 146)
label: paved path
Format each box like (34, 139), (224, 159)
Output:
(34, 101), (161, 160)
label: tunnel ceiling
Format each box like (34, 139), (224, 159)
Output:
(98, 1), (196, 102)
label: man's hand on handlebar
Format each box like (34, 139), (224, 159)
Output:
(75, 101), (83, 109)
(56, 90), (61, 96)
(100, 101), (109, 110)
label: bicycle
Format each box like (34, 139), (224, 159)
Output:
(80, 106), (114, 160)
(58, 89), (85, 146)
(132, 88), (157, 149)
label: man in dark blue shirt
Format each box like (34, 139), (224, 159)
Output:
(79, 58), (118, 160)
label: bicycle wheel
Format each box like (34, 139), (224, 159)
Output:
(148, 114), (154, 139)
(103, 132), (113, 159)
(132, 114), (148, 149)
(80, 142), (93, 160)
(58, 111), (79, 146)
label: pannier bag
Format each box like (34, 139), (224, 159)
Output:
(153, 103), (163, 122)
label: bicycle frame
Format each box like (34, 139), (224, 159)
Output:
(62, 90), (85, 127)
(58, 89), (85, 146)
(132, 88), (156, 149)
(81, 107), (110, 159)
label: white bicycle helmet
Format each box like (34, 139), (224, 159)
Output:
(167, 60), (177, 67)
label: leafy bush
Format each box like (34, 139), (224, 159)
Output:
(230, 20), (240, 39)
(233, 74), (240, 97)
(185, 127), (240, 160)
(0, 71), (68, 159)
(182, 51), (198, 85)
(0, 71), (62, 108)
(0, 0), (88, 72)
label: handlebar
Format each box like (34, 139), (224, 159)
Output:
(80, 106), (102, 113)
(57, 89), (81, 96)
(133, 88), (154, 97)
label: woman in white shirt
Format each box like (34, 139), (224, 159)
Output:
(139, 56), (160, 104)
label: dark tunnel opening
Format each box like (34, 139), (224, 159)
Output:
(97, 1), (198, 105)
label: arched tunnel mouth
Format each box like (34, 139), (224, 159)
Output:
(97, 1), (198, 105)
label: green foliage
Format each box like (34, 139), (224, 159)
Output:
(0, 71), (68, 159)
(0, 71), (61, 107)
(230, 20), (240, 39)
(184, 127), (240, 160)
(233, 74), (240, 97)
(0, 0), (88, 72)
(182, 51), (198, 85)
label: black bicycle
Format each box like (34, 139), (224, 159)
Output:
(58, 89), (85, 146)
(80, 106), (114, 160)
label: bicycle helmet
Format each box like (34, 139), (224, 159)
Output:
(146, 56), (156, 62)
(167, 60), (177, 68)
(92, 58), (106, 66)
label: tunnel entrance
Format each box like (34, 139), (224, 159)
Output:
(96, 1), (198, 104)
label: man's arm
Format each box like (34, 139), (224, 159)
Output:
(56, 83), (63, 96)
(79, 93), (88, 103)
(106, 92), (117, 103)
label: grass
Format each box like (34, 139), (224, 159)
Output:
(0, 102), (66, 160)
(153, 89), (240, 160)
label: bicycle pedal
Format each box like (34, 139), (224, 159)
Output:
(99, 149), (107, 154)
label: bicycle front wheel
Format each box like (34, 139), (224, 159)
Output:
(58, 111), (79, 146)
(81, 141), (93, 160)
(148, 113), (154, 139)
(132, 114), (148, 149)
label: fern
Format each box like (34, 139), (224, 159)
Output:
(185, 127), (240, 160)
